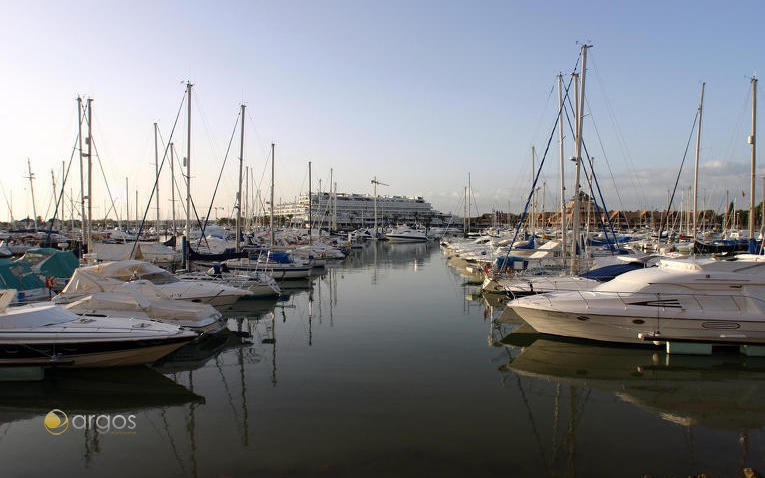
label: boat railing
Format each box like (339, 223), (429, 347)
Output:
(551, 289), (763, 314)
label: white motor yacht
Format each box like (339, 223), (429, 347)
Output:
(177, 265), (281, 298)
(0, 290), (198, 367)
(384, 226), (429, 243)
(54, 269), (227, 333)
(78, 260), (253, 306)
(224, 252), (312, 280)
(509, 257), (765, 345)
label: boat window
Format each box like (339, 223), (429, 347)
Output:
(139, 271), (179, 284)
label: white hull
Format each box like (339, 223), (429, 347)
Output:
(511, 305), (765, 345)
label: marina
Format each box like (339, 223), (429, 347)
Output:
(3, 1), (765, 476)
(0, 243), (762, 477)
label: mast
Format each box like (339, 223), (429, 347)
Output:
(329, 168), (334, 232)
(125, 177), (129, 231)
(60, 161), (65, 231)
(692, 82), (705, 243)
(50, 170), (55, 228)
(749, 76), (757, 243)
(308, 161), (312, 245)
(570, 45), (590, 273)
(570, 72), (581, 274)
(77, 97), (85, 257)
(170, 143), (176, 235)
(463, 186), (467, 235)
(236, 104), (245, 253)
(270, 142), (275, 249)
(373, 176), (378, 234)
(244, 166), (249, 233)
(467, 172), (471, 233)
(87, 98), (92, 252)
(558, 73), (567, 268)
(26, 159), (37, 230)
(154, 122), (160, 237)
(542, 181), (546, 230)
(531, 147), (535, 235)
(185, 82), (192, 268)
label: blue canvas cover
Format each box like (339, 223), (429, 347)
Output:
(579, 262), (643, 282)
(269, 252), (293, 264)
(515, 235), (535, 250)
(18, 248), (78, 278)
(0, 258), (45, 290)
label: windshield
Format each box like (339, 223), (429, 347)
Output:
(138, 271), (179, 284)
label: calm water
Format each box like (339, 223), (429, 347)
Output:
(1, 242), (764, 477)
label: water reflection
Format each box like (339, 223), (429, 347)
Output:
(499, 332), (765, 476)
(2, 244), (764, 477)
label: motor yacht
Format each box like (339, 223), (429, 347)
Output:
(384, 226), (429, 243)
(54, 269), (227, 333)
(0, 290), (198, 367)
(509, 256), (765, 345)
(78, 260), (253, 306)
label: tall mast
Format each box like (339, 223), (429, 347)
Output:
(236, 104), (245, 253)
(463, 186), (467, 235)
(125, 177), (129, 230)
(185, 82), (192, 268)
(542, 181), (546, 230)
(467, 172), (471, 233)
(77, 97), (85, 257)
(245, 166), (249, 233)
(692, 82), (705, 243)
(570, 71), (581, 274)
(329, 168), (334, 232)
(154, 122), (160, 237)
(530, 147), (535, 235)
(558, 73), (567, 268)
(749, 76), (757, 242)
(60, 161), (65, 230)
(270, 142), (275, 249)
(308, 161), (312, 245)
(87, 98), (93, 252)
(25, 159), (37, 230)
(170, 143), (176, 235)
(571, 45), (590, 274)
(373, 176), (378, 234)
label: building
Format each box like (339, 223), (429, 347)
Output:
(272, 192), (452, 228)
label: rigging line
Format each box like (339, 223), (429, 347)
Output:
(585, 95), (627, 213)
(589, 55), (647, 208)
(562, 87), (618, 248)
(157, 135), (211, 249)
(659, 110), (700, 239)
(0, 182), (14, 222)
(500, 71), (576, 272)
(88, 134), (122, 226)
(88, 110), (122, 225)
(45, 109), (86, 244)
(197, 112), (240, 248)
(721, 84), (752, 165)
(130, 91), (186, 258)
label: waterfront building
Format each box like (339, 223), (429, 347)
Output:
(272, 192), (453, 228)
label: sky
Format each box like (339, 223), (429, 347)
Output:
(0, 0), (764, 223)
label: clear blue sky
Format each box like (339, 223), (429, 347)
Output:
(1, 0), (763, 222)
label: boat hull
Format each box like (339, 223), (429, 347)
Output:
(0, 336), (194, 367)
(510, 304), (765, 345)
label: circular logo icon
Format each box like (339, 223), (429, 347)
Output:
(44, 409), (68, 435)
